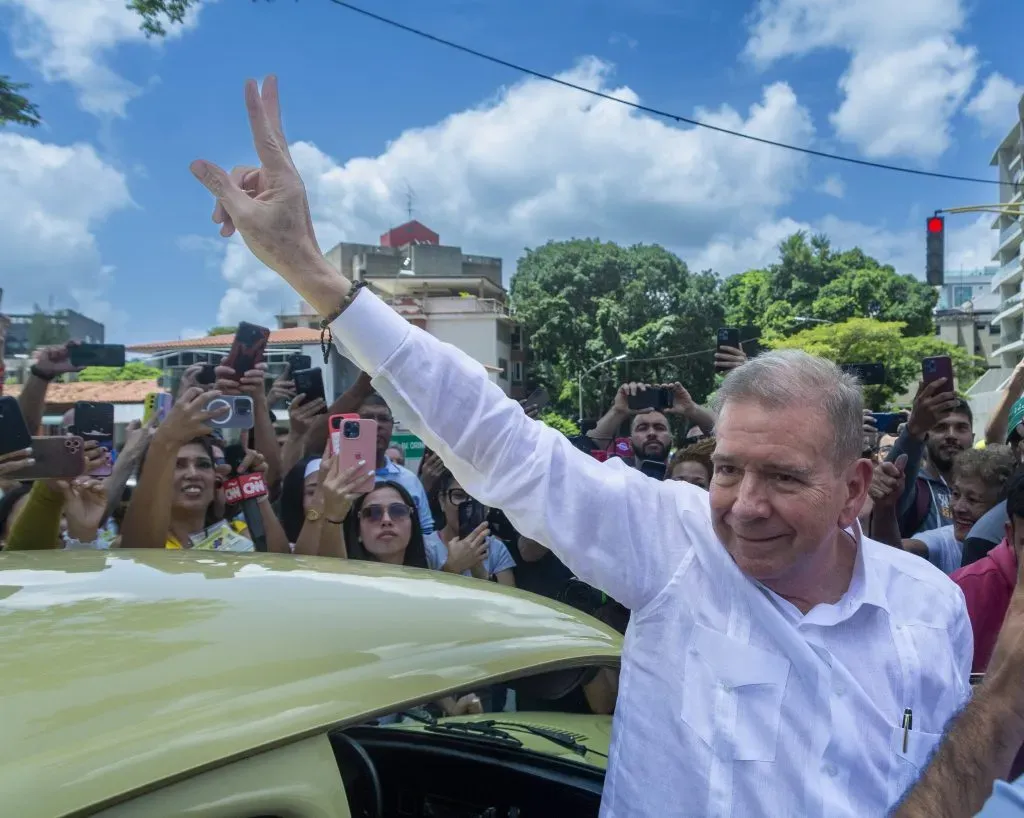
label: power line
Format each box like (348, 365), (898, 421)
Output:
(623, 338), (758, 365)
(324, 0), (1010, 188)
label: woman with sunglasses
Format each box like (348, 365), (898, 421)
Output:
(343, 480), (431, 568)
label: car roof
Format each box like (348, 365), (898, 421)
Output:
(0, 550), (621, 818)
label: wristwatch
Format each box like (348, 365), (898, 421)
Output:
(305, 508), (323, 522)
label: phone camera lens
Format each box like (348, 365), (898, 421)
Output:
(237, 399), (252, 416)
(343, 421), (360, 439)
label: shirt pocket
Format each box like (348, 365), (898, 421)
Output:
(680, 623), (791, 762)
(890, 724), (942, 796)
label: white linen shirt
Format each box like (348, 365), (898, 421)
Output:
(332, 290), (974, 818)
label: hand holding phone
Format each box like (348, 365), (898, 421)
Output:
(626, 384), (672, 412)
(69, 343), (126, 368)
(72, 401), (115, 477)
(922, 356), (955, 394)
(716, 328), (741, 372)
(223, 322), (270, 379)
(328, 414), (377, 495)
(292, 367), (326, 405)
(0, 396), (32, 456)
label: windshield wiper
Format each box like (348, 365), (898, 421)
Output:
(469, 720), (608, 760)
(422, 720), (524, 748)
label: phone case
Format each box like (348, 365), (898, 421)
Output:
(922, 356), (955, 391)
(9, 436), (86, 480)
(293, 368), (326, 404)
(329, 415), (377, 495)
(203, 396), (255, 430)
(288, 353), (312, 372)
(196, 364), (217, 385)
(626, 387), (671, 412)
(0, 396), (32, 455)
(223, 322), (270, 377)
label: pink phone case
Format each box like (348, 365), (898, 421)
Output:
(328, 415), (377, 495)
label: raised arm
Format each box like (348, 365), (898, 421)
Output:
(189, 76), (705, 609)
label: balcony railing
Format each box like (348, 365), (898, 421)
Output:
(1002, 291), (1024, 312)
(993, 256), (1024, 291)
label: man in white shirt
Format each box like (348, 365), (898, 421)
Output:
(190, 76), (973, 818)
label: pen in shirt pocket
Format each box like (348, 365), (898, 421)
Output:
(901, 708), (913, 753)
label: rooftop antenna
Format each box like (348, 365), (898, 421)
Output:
(405, 182), (415, 223)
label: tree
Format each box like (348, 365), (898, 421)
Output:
(724, 232), (937, 340)
(0, 76), (41, 127)
(510, 239), (725, 420)
(27, 307), (69, 350)
(206, 326), (237, 337)
(768, 318), (984, 409)
(539, 411), (580, 438)
(79, 362), (164, 382)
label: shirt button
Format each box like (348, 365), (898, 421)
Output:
(825, 763), (838, 777)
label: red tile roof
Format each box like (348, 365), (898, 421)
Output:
(3, 380), (162, 404)
(126, 327), (321, 352)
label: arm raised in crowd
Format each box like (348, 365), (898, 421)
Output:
(17, 343), (83, 433)
(985, 361), (1024, 446)
(190, 77), (704, 609)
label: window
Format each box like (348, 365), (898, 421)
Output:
(511, 361), (524, 384)
(991, 324), (1002, 335)
(951, 285), (973, 306)
(498, 358), (509, 380)
(511, 326), (523, 351)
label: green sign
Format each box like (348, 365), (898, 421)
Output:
(390, 430), (426, 470)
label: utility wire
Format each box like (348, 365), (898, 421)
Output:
(324, 0), (1011, 188)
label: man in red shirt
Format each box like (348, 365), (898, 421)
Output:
(953, 470), (1024, 672)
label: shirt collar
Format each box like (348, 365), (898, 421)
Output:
(377, 456), (401, 476)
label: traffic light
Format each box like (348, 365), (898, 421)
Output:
(926, 216), (945, 286)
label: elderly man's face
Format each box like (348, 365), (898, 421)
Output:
(709, 401), (871, 588)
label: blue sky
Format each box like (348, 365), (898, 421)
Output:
(1, 0), (1020, 344)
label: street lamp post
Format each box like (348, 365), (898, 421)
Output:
(578, 354), (627, 427)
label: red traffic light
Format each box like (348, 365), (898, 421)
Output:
(927, 216), (944, 233)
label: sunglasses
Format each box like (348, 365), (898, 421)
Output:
(360, 503), (413, 523)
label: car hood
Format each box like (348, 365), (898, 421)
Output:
(0, 550), (621, 818)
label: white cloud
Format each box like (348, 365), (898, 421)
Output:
(0, 0), (203, 117)
(946, 214), (998, 272)
(966, 73), (1024, 136)
(208, 59), (816, 324)
(744, 0), (977, 161)
(817, 174), (845, 198)
(0, 133), (132, 325)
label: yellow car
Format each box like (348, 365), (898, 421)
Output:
(0, 550), (621, 818)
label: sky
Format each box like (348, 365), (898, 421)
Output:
(0, 0), (1021, 345)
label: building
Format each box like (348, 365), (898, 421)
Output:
(935, 292), (1002, 365)
(322, 221), (528, 399)
(967, 101), (1024, 430)
(936, 268), (996, 309)
(3, 309), (105, 358)
(127, 327), (334, 406)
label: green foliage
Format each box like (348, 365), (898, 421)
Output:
(0, 76), (41, 127)
(724, 232), (937, 340)
(128, 0), (203, 36)
(538, 411), (580, 438)
(206, 325), (238, 337)
(78, 362), (163, 382)
(768, 318), (984, 409)
(510, 239), (725, 420)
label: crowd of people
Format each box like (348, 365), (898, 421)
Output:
(5, 75), (1024, 816)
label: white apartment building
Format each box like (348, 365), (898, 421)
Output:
(322, 221), (528, 400)
(968, 103), (1024, 428)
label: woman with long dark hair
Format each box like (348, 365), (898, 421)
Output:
(343, 480), (429, 568)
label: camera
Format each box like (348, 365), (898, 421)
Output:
(343, 420), (361, 439)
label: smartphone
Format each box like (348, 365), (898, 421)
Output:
(870, 412), (906, 435)
(639, 459), (668, 481)
(458, 499), (488, 539)
(627, 386), (672, 412)
(523, 386), (550, 414)
(292, 367), (326, 405)
(142, 392), (172, 426)
(203, 395), (255, 430)
(839, 363), (886, 386)
(8, 436), (86, 481)
(328, 414), (377, 495)
(72, 401), (114, 477)
(0, 396), (32, 456)
(69, 343), (126, 368)
(287, 353), (312, 373)
(223, 322), (271, 378)
(716, 328), (741, 371)
(922, 356), (955, 393)
(196, 363), (217, 386)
